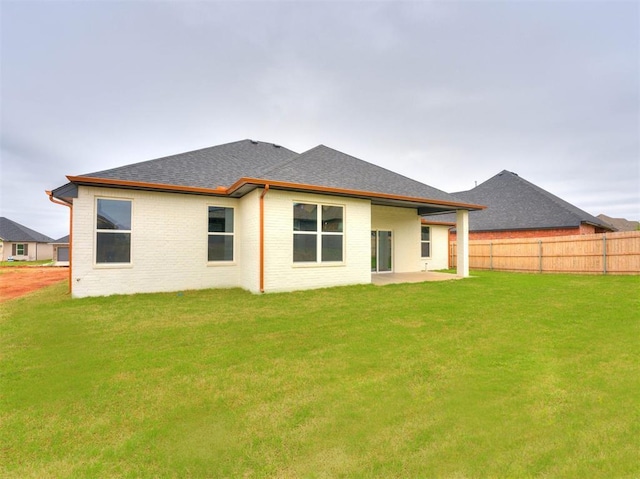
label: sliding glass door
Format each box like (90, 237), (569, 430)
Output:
(371, 230), (392, 273)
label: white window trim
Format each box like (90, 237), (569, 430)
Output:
(293, 201), (345, 265)
(421, 225), (431, 259)
(94, 197), (133, 268)
(207, 205), (236, 264)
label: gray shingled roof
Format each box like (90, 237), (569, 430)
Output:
(51, 235), (70, 243)
(426, 170), (614, 231)
(0, 217), (55, 242)
(54, 139), (476, 210)
(260, 145), (458, 203)
(79, 140), (298, 189)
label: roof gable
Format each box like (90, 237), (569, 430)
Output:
(0, 217), (55, 243)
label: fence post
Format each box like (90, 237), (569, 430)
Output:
(490, 241), (493, 270)
(538, 240), (543, 273)
(603, 235), (607, 275)
(450, 242), (455, 270)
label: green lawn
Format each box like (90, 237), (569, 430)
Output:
(0, 260), (53, 267)
(1, 272), (638, 478)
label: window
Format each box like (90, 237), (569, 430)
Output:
(208, 206), (234, 261)
(13, 243), (28, 256)
(96, 199), (132, 264)
(293, 203), (343, 263)
(421, 225), (431, 258)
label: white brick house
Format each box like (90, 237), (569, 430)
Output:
(50, 140), (482, 297)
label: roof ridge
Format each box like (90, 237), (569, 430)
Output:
(254, 145), (321, 177)
(257, 144), (355, 178)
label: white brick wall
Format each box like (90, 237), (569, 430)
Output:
(72, 186), (242, 297)
(421, 224), (451, 271)
(71, 186), (439, 297)
(261, 190), (372, 293)
(238, 189), (260, 293)
(371, 205), (422, 273)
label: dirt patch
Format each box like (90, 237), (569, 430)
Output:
(0, 267), (69, 302)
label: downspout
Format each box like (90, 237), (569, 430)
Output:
(46, 191), (73, 294)
(259, 184), (270, 293)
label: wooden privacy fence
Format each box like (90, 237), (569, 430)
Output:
(451, 231), (640, 274)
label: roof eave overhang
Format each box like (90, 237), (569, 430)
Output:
(228, 177), (486, 213)
(63, 175), (486, 213)
(65, 176), (229, 197)
(50, 183), (79, 204)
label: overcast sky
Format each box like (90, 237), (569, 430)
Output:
(1, 0), (638, 239)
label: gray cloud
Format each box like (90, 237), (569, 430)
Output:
(1, 1), (638, 239)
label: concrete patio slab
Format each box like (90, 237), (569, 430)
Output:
(371, 271), (461, 286)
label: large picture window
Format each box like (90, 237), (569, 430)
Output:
(96, 199), (132, 264)
(293, 203), (343, 263)
(421, 225), (431, 258)
(208, 206), (234, 261)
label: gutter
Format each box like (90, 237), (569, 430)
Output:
(46, 191), (72, 294)
(65, 175), (228, 196)
(65, 175), (486, 212)
(226, 177), (486, 211)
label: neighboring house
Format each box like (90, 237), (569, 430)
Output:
(597, 214), (639, 232)
(426, 170), (615, 241)
(49, 139), (483, 297)
(50, 235), (70, 266)
(0, 217), (55, 261)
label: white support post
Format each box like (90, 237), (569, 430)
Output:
(456, 209), (470, 277)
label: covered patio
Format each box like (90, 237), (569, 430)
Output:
(371, 271), (461, 286)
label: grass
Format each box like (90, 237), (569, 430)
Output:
(0, 260), (53, 267)
(1, 272), (638, 478)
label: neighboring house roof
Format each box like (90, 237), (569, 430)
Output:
(51, 235), (70, 244)
(597, 214), (639, 232)
(425, 170), (614, 232)
(0, 217), (55, 243)
(52, 139), (483, 214)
